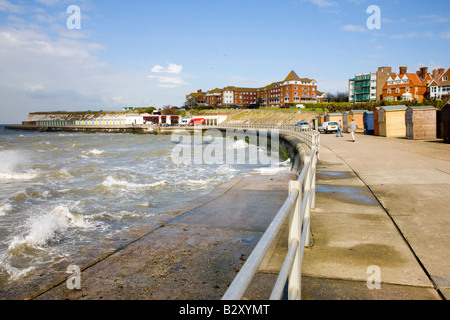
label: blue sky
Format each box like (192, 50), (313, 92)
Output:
(0, 0), (449, 123)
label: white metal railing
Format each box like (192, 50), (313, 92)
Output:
(217, 124), (320, 300)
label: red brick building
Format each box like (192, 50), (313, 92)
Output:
(382, 67), (431, 102)
(188, 71), (323, 108)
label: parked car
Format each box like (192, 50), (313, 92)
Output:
(247, 103), (259, 109)
(280, 105), (290, 109)
(296, 104), (306, 109)
(295, 121), (311, 129)
(318, 121), (339, 134)
(180, 119), (190, 126)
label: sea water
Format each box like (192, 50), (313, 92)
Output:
(0, 126), (289, 286)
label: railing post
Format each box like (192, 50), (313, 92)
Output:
(303, 156), (312, 249)
(311, 149), (317, 210)
(288, 180), (301, 300)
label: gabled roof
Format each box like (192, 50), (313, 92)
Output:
(428, 79), (440, 87)
(407, 73), (425, 87)
(434, 67), (450, 86)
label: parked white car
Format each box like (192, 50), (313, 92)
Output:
(180, 119), (191, 126)
(318, 121), (339, 134)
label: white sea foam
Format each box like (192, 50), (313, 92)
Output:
(0, 150), (39, 180)
(8, 205), (87, 250)
(186, 179), (209, 186)
(87, 149), (104, 155)
(0, 261), (35, 282)
(253, 159), (292, 175)
(0, 203), (12, 217)
(102, 176), (167, 190)
(231, 140), (249, 149)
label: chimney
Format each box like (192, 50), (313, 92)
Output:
(420, 67), (428, 80)
(432, 69), (439, 79)
(399, 66), (407, 75)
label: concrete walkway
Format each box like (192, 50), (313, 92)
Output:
(301, 133), (449, 300)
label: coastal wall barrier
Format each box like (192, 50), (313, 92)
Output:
(217, 124), (320, 300)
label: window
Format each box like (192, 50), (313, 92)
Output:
(405, 87), (410, 93)
(395, 88), (400, 94)
(443, 76), (448, 81)
(387, 89), (391, 94)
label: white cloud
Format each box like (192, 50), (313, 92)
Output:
(35, 0), (63, 5)
(148, 63), (186, 88)
(440, 31), (450, 39)
(391, 32), (435, 39)
(418, 15), (449, 24)
(341, 24), (366, 33)
(151, 63), (183, 74)
(148, 75), (185, 88)
(306, 0), (337, 8)
(0, 0), (24, 13)
(0, 26), (188, 123)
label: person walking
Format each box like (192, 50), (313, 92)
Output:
(349, 119), (359, 142)
(336, 120), (343, 137)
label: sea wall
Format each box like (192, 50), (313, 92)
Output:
(278, 133), (307, 176)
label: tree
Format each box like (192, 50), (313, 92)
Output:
(161, 105), (180, 115)
(256, 97), (264, 107)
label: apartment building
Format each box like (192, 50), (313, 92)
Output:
(349, 66), (393, 103)
(185, 90), (207, 107)
(382, 67), (431, 102)
(205, 88), (223, 106)
(428, 68), (450, 100)
(187, 71), (323, 108)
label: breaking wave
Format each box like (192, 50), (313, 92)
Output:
(0, 150), (39, 181)
(101, 176), (168, 190)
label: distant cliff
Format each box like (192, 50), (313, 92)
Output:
(27, 111), (134, 122)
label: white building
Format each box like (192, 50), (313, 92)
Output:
(222, 88), (235, 106)
(428, 68), (450, 100)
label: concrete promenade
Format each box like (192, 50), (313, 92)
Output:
(301, 133), (449, 300)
